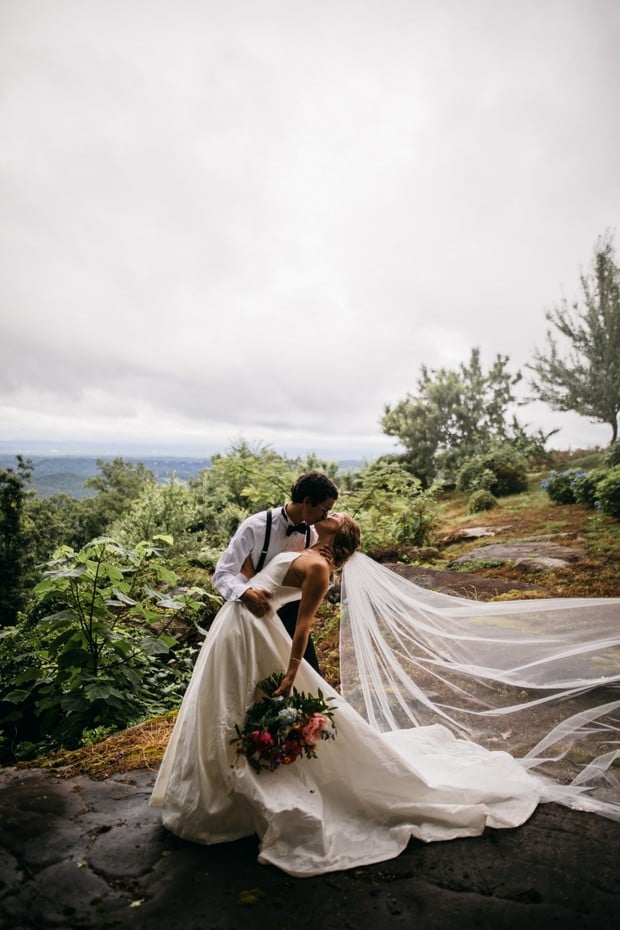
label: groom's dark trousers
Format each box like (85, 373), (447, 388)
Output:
(277, 602), (320, 673)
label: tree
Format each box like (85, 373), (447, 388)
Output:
(24, 493), (84, 562)
(296, 452), (340, 481)
(0, 456), (34, 626)
(528, 234), (620, 444)
(188, 441), (302, 548)
(343, 459), (439, 550)
(110, 477), (200, 556)
(76, 457), (156, 544)
(381, 348), (546, 485)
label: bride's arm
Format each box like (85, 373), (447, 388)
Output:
(273, 560), (330, 697)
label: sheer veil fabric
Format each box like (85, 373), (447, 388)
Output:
(150, 553), (538, 876)
(340, 552), (620, 821)
(150, 551), (619, 877)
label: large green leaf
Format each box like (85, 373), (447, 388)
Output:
(2, 689), (32, 703)
(140, 636), (171, 657)
(83, 682), (124, 702)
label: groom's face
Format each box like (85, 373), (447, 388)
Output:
(302, 496), (336, 525)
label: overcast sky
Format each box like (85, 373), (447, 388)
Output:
(1, 0), (618, 460)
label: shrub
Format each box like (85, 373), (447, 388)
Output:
(457, 465), (495, 494)
(457, 447), (528, 497)
(541, 468), (587, 504)
(110, 479), (200, 556)
(468, 489), (498, 514)
(596, 466), (620, 519)
(572, 468), (608, 509)
(345, 460), (440, 550)
(0, 537), (216, 760)
(603, 442), (620, 468)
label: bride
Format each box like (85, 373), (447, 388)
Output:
(150, 513), (620, 877)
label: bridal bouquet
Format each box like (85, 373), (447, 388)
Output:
(232, 672), (336, 773)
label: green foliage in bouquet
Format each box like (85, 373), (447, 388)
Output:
(232, 672), (336, 773)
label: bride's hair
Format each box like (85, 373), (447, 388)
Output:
(332, 515), (361, 569)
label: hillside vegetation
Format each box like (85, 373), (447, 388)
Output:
(432, 480), (620, 599)
(22, 474), (619, 780)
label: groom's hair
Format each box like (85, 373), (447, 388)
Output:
(291, 471), (339, 505)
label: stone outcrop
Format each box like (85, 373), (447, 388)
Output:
(450, 541), (587, 571)
(1, 766), (618, 930)
(386, 563), (540, 599)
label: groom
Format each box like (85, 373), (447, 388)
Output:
(212, 470), (339, 672)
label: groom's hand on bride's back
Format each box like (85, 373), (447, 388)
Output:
(241, 588), (272, 617)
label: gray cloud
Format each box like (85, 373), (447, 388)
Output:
(1, 0), (618, 456)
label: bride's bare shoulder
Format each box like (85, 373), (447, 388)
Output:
(283, 550), (329, 585)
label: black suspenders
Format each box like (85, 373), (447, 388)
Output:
(255, 509), (272, 573)
(255, 507), (310, 573)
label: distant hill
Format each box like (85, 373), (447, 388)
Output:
(0, 455), (213, 499)
(1, 454), (364, 499)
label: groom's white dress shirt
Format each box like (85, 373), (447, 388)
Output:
(212, 506), (318, 602)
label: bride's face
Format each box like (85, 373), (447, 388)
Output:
(317, 511), (345, 533)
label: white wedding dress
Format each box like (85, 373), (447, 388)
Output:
(151, 552), (548, 877)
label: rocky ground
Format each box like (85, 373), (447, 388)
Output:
(1, 766), (619, 930)
(2, 533), (619, 929)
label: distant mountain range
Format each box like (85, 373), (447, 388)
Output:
(0, 453), (363, 499)
(0, 454), (213, 498)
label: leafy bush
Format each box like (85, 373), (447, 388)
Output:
(76, 458), (156, 546)
(458, 466), (496, 494)
(596, 466), (620, 518)
(572, 468), (608, 509)
(457, 446), (529, 497)
(604, 442), (620, 468)
(344, 460), (439, 550)
(110, 478), (200, 556)
(192, 545), (223, 572)
(0, 536), (218, 760)
(468, 489), (498, 513)
(188, 442), (302, 551)
(541, 468), (587, 504)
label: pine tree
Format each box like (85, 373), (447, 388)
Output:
(0, 456), (34, 626)
(528, 235), (620, 444)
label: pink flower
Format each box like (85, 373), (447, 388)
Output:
(250, 729), (275, 754)
(301, 713), (327, 746)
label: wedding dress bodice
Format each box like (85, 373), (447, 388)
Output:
(241, 551), (303, 613)
(151, 550), (542, 876)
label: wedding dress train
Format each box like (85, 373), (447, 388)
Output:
(340, 553), (620, 822)
(149, 551), (591, 877)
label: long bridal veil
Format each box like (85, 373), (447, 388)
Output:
(340, 552), (620, 821)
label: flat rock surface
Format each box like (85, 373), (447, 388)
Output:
(1, 766), (619, 930)
(385, 563), (540, 599)
(450, 540), (587, 570)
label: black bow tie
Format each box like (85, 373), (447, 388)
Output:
(286, 522), (308, 536)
